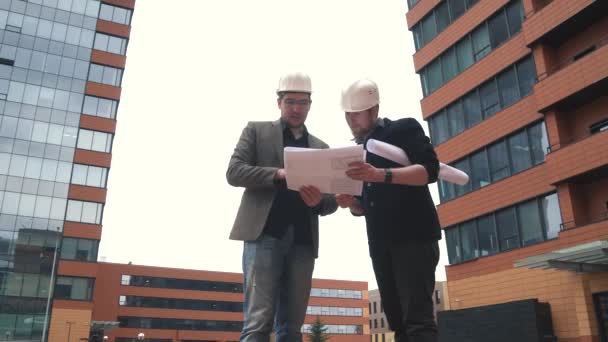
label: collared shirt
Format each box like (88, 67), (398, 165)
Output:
(262, 121), (313, 245)
(357, 117), (441, 244)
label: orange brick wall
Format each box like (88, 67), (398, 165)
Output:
(447, 268), (608, 340)
(554, 16), (608, 67)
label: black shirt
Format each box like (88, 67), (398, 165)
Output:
(359, 118), (442, 244)
(262, 125), (313, 245)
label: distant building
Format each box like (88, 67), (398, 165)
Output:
(368, 281), (448, 342)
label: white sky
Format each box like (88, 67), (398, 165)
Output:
(99, 0), (449, 290)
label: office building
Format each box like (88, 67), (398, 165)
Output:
(0, 0), (135, 341)
(406, 0), (608, 340)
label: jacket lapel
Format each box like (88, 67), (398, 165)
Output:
(271, 119), (284, 165)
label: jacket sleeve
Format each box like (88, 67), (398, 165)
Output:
(226, 122), (279, 189)
(395, 118), (440, 184)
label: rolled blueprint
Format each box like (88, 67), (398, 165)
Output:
(366, 139), (469, 185)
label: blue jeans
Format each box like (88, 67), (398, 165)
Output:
(240, 226), (315, 342)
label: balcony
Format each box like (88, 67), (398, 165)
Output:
(534, 39), (608, 112)
(523, 0), (606, 47)
(545, 130), (608, 184)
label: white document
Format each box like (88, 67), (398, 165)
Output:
(284, 145), (366, 195)
(367, 139), (470, 185)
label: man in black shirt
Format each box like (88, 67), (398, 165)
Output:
(336, 79), (441, 342)
(227, 72), (337, 342)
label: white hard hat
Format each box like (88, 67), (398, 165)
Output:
(277, 72), (312, 94)
(341, 79), (380, 112)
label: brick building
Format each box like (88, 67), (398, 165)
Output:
(405, 0), (608, 340)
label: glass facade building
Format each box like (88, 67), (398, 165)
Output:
(0, 0), (132, 341)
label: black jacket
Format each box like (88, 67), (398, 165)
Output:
(360, 118), (441, 244)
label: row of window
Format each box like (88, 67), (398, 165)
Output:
(0, 313), (45, 341)
(93, 32), (127, 55)
(0, 296), (46, 316)
(83, 95), (117, 119)
(0, 229), (60, 262)
(0, 116), (78, 147)
(118, 316), (242, 332)
(77, 128), (112, 152)
(429, 55), (536, 146)
(371, 317), (385, 329)
(2, 80), (85, 112)
(446, 193), (562, 264)
(0, 211), (63, 233)
(60, 237), (97, 262)
(119, 296), (243, 313)
(54, 275), (94, 300)
(438, 121), (548, 202)
(413, 0), (479, 50)
(301, 324), (362, 335)
(66, 199), (103, 224)
(1, 99), (81, 128)
(121, 275), (244, 293)
(88, 63), (122, 87)
(421, 0), (523, 96)
(0, 68), (86, 106)
(3, 0), (101, 18)
(306, 306), (363, 317)
(310, 287), (363, 299)
(99, 3), (132, 26)
(1, 138), (75, 165)
(0, 45), (90, 79)
(1, 153), (74, 183)
(0, 10), (95, 48)
(71, 163), (107, 187)
(0, 191), (66, 220)
(0, 271), (51, 298)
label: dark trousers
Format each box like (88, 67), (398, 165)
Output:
(370, 240), (440, 342)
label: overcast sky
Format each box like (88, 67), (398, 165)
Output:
(99, 0), (449, 290)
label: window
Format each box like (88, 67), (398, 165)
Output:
(380, 318), (385, 328)
(77, 129), (113, 153)
(508, 130), (532, 173)
(453, 159), (471, 196)
(528, 121), (548, 165)
(590, 119), (608, 135)
(412, 0), (479, 50)
(497, 67), (520, 108)
(71, 164), (109, 188)
(506, 0), (524, 36)
(446, 193), (560, 264)
(447, 101), (465, 136)
(488, 11), (510, 49)
(460, 221), (479, 261)
(488, 140), (510, 182)
(541, 193), (561, 239)
(429, 55), (536, 147)
(60, 238), (99, 262)
(446, 228), (461, 264)
(83, 95), (119, 119)
(477, 215), (498, 256)
(88, 64), (123, 87)
(517, 200), (544, 246)
(497, 207), (520, 251)
(93, 32), (128, 55)
(99, 4), (133, 26)
(418, 1), (523, 96)
(66, 200), (103, 224)
(373, 302), (377, 314)
(54, 276), (94, 301)
(470, 150), (490, 190)
(479, 79), (500, 118)
(516, 57), (537, 97)
(438, 179), (455, 203)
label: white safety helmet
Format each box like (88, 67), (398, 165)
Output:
(276, 72), (312, 94)
(341, 79), (380, 112)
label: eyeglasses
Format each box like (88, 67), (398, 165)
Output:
(284, 99), (311, 107)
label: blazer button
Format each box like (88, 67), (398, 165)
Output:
(367, 183), (372, 188)
(370, 201), (375, 207)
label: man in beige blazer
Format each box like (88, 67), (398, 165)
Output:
(226, 72), (337, 342)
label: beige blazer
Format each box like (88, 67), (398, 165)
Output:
(226, 120), (338, 257)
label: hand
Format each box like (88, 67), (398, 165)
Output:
(345, 162), (383, 182)
(275, 168), (286, 180)
(299, 185), (322, 207)
(335, 194), (355, 208)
